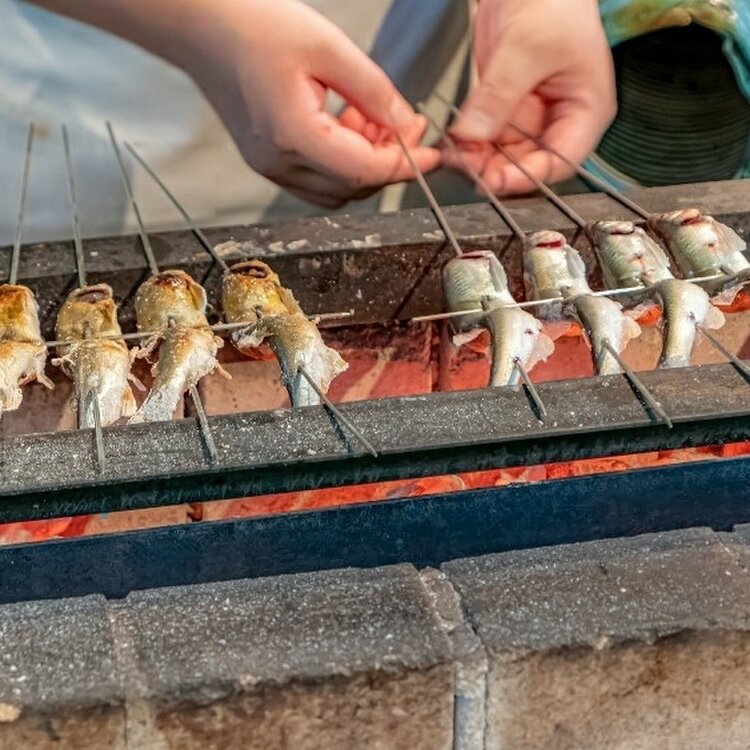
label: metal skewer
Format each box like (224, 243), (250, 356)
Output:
(416, 103), (526, 242)
(434, 93), (589, 229)
(298, 365), (378, 458)
(513, 357), (547, 421)
(62, 127), (109, 471)
(123, 141), (230, 272)
(506, 120), (652, 221)
(108, 124), (219, 464)
(392, 129), (464, 257)
(106, 122), (159, 275)
(62, 125), (87, 289)
(696, 325), (750, 382)
(9, 124), (35, 285)
(601, 339), (673, 428)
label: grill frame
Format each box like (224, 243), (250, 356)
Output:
(1, 178), (750, 524)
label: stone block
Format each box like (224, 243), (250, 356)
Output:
(442, 527), (750, 749)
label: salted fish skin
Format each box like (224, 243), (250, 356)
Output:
(245, 313), (347, 407)
(649, 208), (749, 282)
(571, 294), (641, 376)
(53, 339), (136, 428)
(0, 341), (51, 414)
(55, 284), (123, 345)
(135, 269), (209, 332)
(442, 251), (514, 333)
(222, 260), (292, 326)
(485, 304), (554, 387)
(0, 284), (43, 342)
(656, 278), (725, 370)
(131, 326), (223, 423)
(589, 220), (674, 290)
(524, 231), (592, 319)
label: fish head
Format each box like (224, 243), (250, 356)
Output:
(443, 251), (510, 311)
(650, 208), (707, 237)
(56, 283), (121, 341)
(222, 260), (290, 321)
(0, 284), (39, 337)
(526, 230), (567, 251)
(590, 220), (638, 240)
(135, 270), (208, 331)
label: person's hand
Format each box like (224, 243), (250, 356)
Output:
(446, 0), (616, 195)
(183, 0), (438, 208)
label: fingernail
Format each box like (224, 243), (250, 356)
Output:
(456, 110), (495, 141)
(389, 98), (413, 128)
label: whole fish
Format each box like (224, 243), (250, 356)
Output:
(649, 208), (749, 301)
(524, 230), (641, 375)
(221, 260), (347, 406)
(443, 251), (553, 386)
(53, 284), (136, 428)
(131, 269), (227, 423)
(656, 278), (725, 369)
(0, 284), (53, 414)
(591, 220), (725, 369)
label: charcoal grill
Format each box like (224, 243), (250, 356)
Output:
(1, 164), (750, 603)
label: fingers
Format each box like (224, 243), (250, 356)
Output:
(450, 46), (540, 142)
(315, 31), (415, 129)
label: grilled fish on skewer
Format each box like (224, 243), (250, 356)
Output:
(524, 230), (641, 375)
(649, 208), (749, 302)
(52, 284), (136, 428)
(221, 260), (347, 407)
(0, 284), (53, 414)
(442, 251), (553, 387)
(131, 269), (227, 423)
(591, 220), (725, 370)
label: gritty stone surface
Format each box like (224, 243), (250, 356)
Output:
(0, 595), (121, 710)
(442, 527), (750, 652)
(118, 564), (463, 701)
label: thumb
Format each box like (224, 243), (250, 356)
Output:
(451, 51), (539, 142)
(315, 32), (414, 129)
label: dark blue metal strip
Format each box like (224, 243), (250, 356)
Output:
(1, 454), (748, 604)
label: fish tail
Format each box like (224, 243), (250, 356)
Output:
(131, 385), (181, 423)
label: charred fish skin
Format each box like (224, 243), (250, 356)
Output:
(221, 259), (347, 407)
(131, 326), (224, 423)
(524, 230), (591, 318)
(590, 220), (673, 290)
(484, 305), (554, 387)
(649, 208), (749, 281)
(54, 284), (135, 428)
(656, 278), (725, 369)
(134, 269), (209, 331)
(442, 251), (514, 332)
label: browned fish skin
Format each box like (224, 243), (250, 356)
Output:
(221, 259), (347, 406)
(131, 327), (224, 423)
(53, 284), (135, 428)
(134, 270), (209, 331)
(0, 284), (52, 414)
(131, 269), (225, 423)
